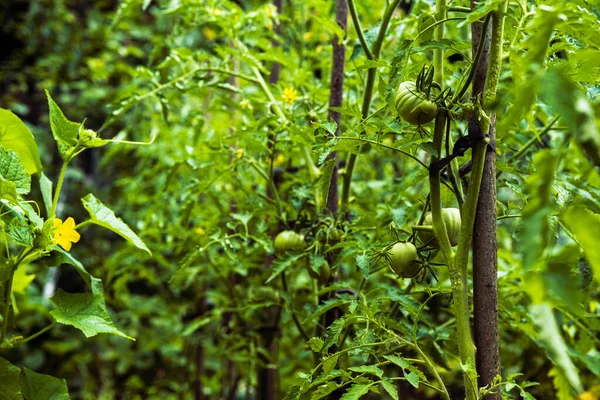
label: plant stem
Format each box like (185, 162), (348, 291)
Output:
(341, 0), (401, 213)
(50, 161), (68, 218)
(496, 116), (559, 178)
(347, 0), (373, 60)
(20, 323), (56, 345)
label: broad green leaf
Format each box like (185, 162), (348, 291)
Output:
(563, 206), (600, 283)
(520, 150), (558, 269)
(0, 147), (31, 195)
(529, 304), (582, 393)
(381, 378), (398, 400)
(0, 357), (23, 400)
(543, 67), (600, 168)
(11, 267), (35, 295)
(81, 194), (151, 255)
(39, 173), (53, 217)
(340, 383), (371, 400)
(348, 365), (384, 378)
(0, 108), (42, 175)
(46, 90), (79, 160)
(50, 288), (133, 340)
(19, 368), (70, 400)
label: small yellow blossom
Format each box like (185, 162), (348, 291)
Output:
(235, 149), (244, 159)
(202, 27), (217, 40)
(303, 32), (313, 41)
(282, 87), (298, 105)
(195, 227), (206, 236)
(273, 154), (285, 167)
(53, 217), (81, 251)
(208, 7), (223, 17)
(267, 21), (273, 31)
(240, 99), (252, 110)
(316, 45), (324, 54)
(264, 4), (277, 18)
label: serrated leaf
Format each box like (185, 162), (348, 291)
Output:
(543, 67), (600, 168)
(530, 304), (582, 393)
(46, 91), (80, 160)
(0, 147), (31, 195)
(381, 378), (398, 400)
(384, 354), (410, 369)
(0, 108), (42, 175)
(355, 252), (370, 279)
(81, 194), (151, 255)
(50, 288), (133, 340)
(322, 318), (345, 351)
(340, 383), (371, 400)
(405, 371), (420, 388)
(308, 337), (324, 353)
(311, 381), (339, 400)
(322, 354), (339, 375)
(283, 385), (302, 400)
(459, 0), (505, 26)
(0, 356), (23, 400)
(265, 253), (304, 283)
(19, 368), (70, 400)
(563, 206), (600, 284)
(303, 299), (348, 324)
(348, 365), (384, 378)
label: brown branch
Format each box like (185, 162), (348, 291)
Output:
(469, 2), (501, 398)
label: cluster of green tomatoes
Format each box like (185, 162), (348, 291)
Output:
(272, 208), (461, 280)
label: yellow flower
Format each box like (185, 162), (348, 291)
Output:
(273, 154), (285, 167)
(202, 27), (217, 40)
(282, 87), (298, 105)
(303, 31), (313, 41)
(240, 99), (252, 110)
(208, 7), (223, 17)
(53, 217), (81, 251)
(235, 149), (244, 159)
(264, 4), (277, 18)
(195, 227), (206, 236)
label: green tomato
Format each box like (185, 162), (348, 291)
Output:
(394, 81), (438, 125)
(388, 242), (420, 278)
(274, 230), (305, 253)
(419, 208), (462, 247)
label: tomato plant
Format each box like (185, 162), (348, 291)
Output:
(0, 0), (599, 399)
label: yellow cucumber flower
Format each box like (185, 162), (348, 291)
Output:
(53, 217), (81, 251)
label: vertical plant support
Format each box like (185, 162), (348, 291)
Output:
(325, 0), (348, 214)
(470, 0), (502, 397)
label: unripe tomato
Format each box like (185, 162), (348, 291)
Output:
(274, 230), (305, 253)
(419, 208), (462, 246)
(394, 81), (438, 125)
(388, 242), (420, 278)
